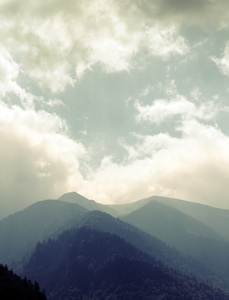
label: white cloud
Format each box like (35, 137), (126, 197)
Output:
(0, 0), (190, 93)
(119, 133), (176, 160)
(145, 26), (189, 59)
(88, 36), (138, 73)
(45, 98), (65, 108)
(191, 87), (202, 101)
(212, 42), (229, 77)
(1, 0), (229, 215)
(0, 103), (87, 218)
(139, 85), (154, 97)
(81, 120), (229, 209)
(0, 47), (20, 98)
(135, 97), (218, 124)
(0, 46), (41, 110)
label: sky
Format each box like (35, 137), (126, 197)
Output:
(1, 0), (229, 218)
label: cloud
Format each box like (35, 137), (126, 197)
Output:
(118, 133), (176, 160)
(145, 0), (229, 27)
(145, 26), (188, 59)
(0, 0), (190, 93)
(0, 47), (20, 98)
(134, 80), (220, 125)
(1, 0), (229, 216)
(0, 103), (87, 219)
(0, 45), (46, 110)
(212, 42), (229, 76)
(135, 97), (218, 124)
(81, 120), (229, 209)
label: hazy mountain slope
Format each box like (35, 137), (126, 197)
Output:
(111, 195), (229, 241)
(0, 200), (88, 265)
(123, 201), (229, 289)
(109, 197), (152, 215)
(78, 210), (220, 285)
(23, 228), (229, 300)
(0, 197), (218, 287)
(123, 201), (221, 242)
(0, 191), (117, 265)
(0, 264), (46, 300)
(0, 194), (223, 289)
(152, 196), (229, 241)
(1, 192), (228, 290)
(58, 192), (117, 216)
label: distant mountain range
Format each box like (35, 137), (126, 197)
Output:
(111, 195), (229, 240)
(1, 191), (229, 298)
(122, 200), (229, 288)
(0, 196), (213, 286)
(0, 199), (88, 264)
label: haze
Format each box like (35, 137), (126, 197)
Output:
(0, 0), (229, 218)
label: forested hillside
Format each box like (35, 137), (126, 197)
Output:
(23, 227), (229, 300)
(122, 201), (229, 289)
(0, 264), (46, 300)
(2, 192), (229, 298)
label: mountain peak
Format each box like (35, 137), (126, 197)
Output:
(58, 191), (93, 202)
(58, 191), (117, 216)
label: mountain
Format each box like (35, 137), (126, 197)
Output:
(23, 227), (229, 300)
(151, 196), (229, 241)
(109, 197), (152, 216)
(0, 200), (89, 265)
(122, 201), (222, 243)
(2, 192), (229, 290)
(0, 264), (46, 300)
(0, 193), (226, 289)
(122, 201), (229, 289)
(58, 192), (117, 216)
(77, 210), (220, 286)
(0, 191), (117, 266)
(0, 195), (220, 288)
(111, 195), (229, 241)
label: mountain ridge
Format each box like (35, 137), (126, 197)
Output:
(110, 194), (229, 241)
(23, 227), (229, 300)
(122, 200), (229, 289)
(0, 199), (89, 264)
(1, 191), (229, 290)
(58, 192), (117, 216)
